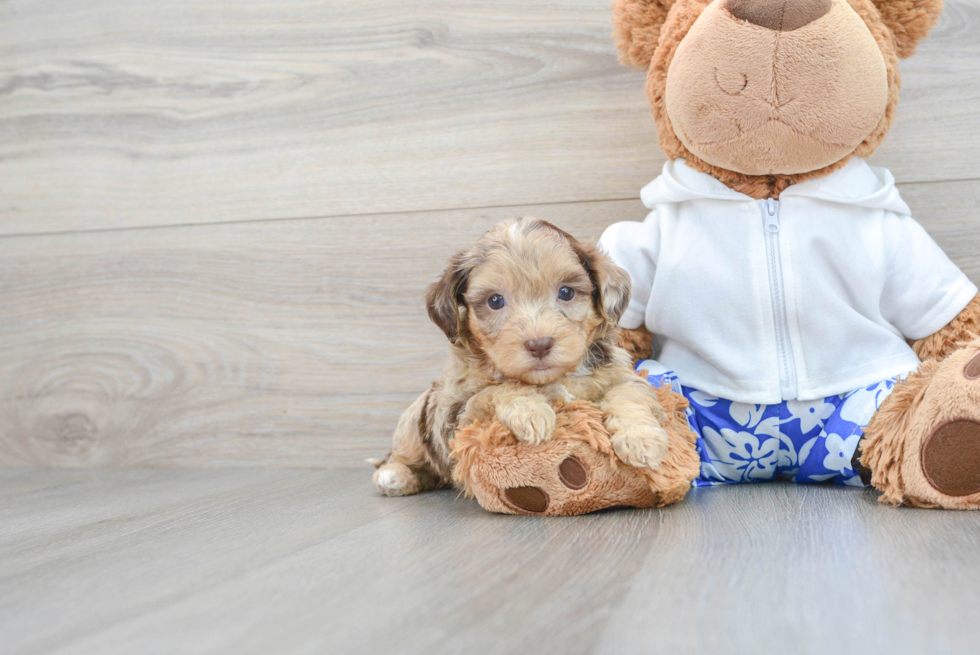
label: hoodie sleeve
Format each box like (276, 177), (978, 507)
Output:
(597, 210), (660, 330)
(880, 213), (978, 340)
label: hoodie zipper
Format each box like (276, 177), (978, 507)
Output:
(760, 198), (798, 400)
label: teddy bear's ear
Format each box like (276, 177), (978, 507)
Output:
(612, 0), (678, 69)
(871, 0), (944, 58)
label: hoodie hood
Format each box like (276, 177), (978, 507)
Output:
(640, 157), (911, 215)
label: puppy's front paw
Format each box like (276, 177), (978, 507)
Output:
(608, 420), (669, 470)
(498, 399), (556, 445)
(373, 462), (422, 497)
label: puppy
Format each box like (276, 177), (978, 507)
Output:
(372, 217), (670, 497)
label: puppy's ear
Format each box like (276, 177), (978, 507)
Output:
(574, 241), (632, 325)
(871, 0), (943, 58)
(425, 251), (472, 343)
(613, 0), (678, 70)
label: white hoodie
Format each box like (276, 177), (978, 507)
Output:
(599, 157), (977, 404)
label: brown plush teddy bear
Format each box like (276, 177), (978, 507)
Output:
(442, 0), (980, 514)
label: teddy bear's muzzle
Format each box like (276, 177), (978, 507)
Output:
(664, 0), (889, 176)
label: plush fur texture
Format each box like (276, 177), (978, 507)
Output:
(664, 0), (890, 176)
(373, 217), (691, 505)
(727, 0), (833, 31)
(853, 294), (980, 509)
(452, 388), (700, 515)
(614, 0), (917, 198)
(911, 294), (980, 362)
(859, 359), (939, 506)
(872, 0), (945, 57)
(616, 324), (656, 362)
(861, 340), (980, 509)
(613, 0), (678, 69)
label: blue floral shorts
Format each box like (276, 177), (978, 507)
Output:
(637, 360), (904, 487)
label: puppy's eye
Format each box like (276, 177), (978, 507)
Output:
(558, 287), (575, 301)
(487, 294), (506, 310)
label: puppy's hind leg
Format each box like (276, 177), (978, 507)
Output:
(373, 387), (448, 497)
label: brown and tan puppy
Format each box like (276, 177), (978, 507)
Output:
(371, 217), (671, 497)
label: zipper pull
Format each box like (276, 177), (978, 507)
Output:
(765, 198), (779, 232)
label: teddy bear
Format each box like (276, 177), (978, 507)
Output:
(446, 0), (980, 515)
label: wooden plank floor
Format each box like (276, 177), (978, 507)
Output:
(3, 2), (980, 653)
(2, 468), (980, 655)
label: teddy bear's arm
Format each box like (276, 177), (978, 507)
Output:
(911, 294), (980, 362)
(616, 325), (655, 365)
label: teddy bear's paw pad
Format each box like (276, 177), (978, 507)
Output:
(558, 456), (588, 490)
(922, 420), (980, 497)
(504, 486), (550, 513)
(963, 352), (980, 380)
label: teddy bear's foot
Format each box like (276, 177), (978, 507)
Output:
(922, 420), (980, 497)
(862, 341), (980, 509)
(453, 420), (659, 516)
(450, 390), (700, 516)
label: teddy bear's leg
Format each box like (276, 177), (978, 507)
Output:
(454, 425), (660, 516)
(451, 393), (699, 516)
(860, 340), (980, 509)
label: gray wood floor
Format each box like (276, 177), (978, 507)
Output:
(3, 2), (980, 652)
(3, 468), (980, 655)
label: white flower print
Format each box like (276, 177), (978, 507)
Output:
(784, 399), (836, 433)
(728, 402), (765, 429)
(823, 432), (861, 474)
(688, 390), (719, 408)
(754, 416), (782, 439)
(775, 435), (798, 470)
(797, 436), (818, 469)
(701, 427), (778, 481)
(839, 380), (894, 426)
(754, 415), (793, 467)
(698, 458), (727, 483)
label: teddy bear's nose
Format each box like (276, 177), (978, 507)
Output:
(726, 0), (832, 31)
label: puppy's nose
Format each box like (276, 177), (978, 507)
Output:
(524, 337), (555, 359)
(726, 0), (831, 31)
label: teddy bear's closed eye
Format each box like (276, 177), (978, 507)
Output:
(714, 67), (749, 96)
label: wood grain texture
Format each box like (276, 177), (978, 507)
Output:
(0, 0), (978, 235)
(0, 182), (977, 468)
(0, 200), (644, 467)
(3, 468), (980, 655)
